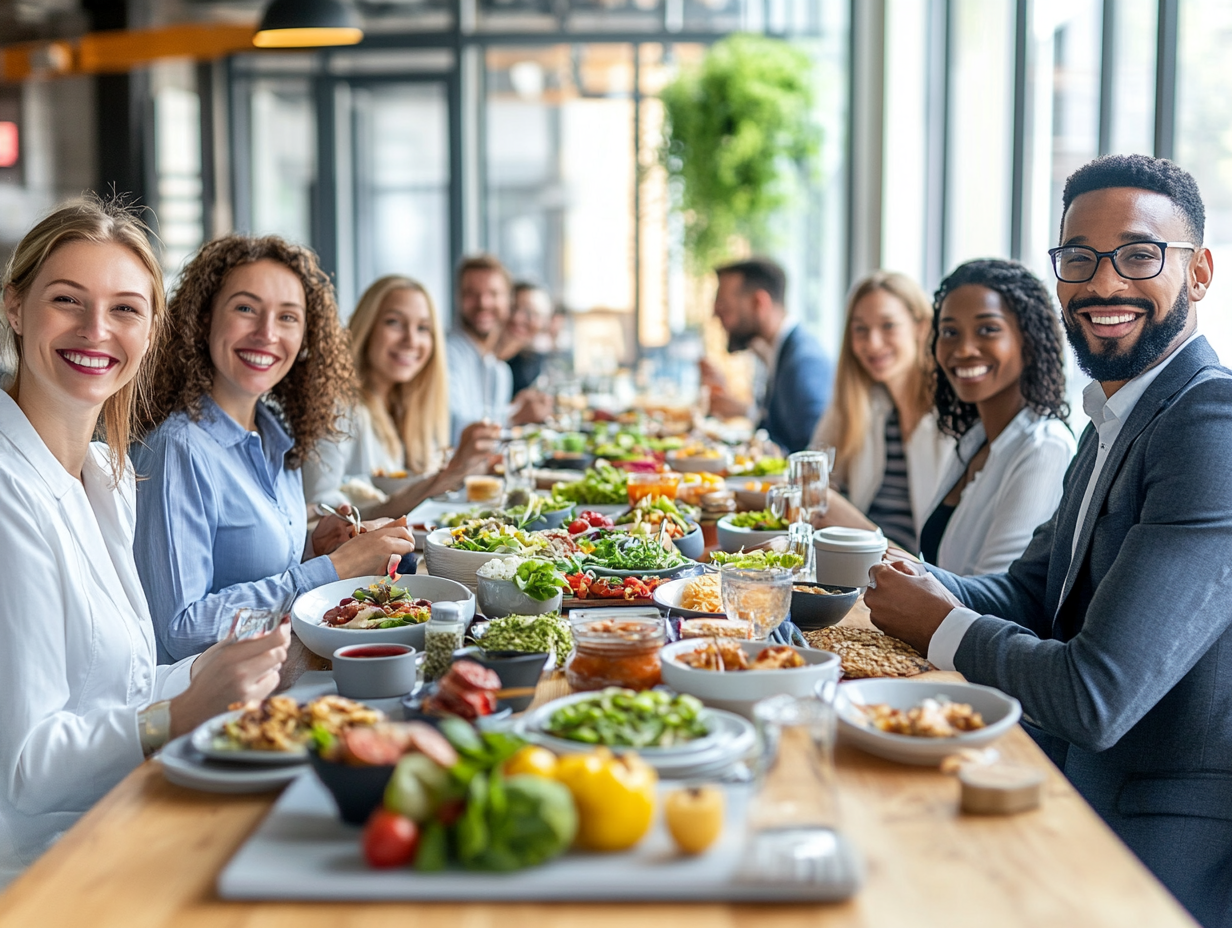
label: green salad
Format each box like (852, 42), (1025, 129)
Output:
(544, 688), (708, 748)
(709, 548), (804, 570)
(440, 495), (572, 530)
(475, 612), (573, 667)
(551, 463), (629, 505)
(732, 457), (789, 477)
(579, 531), (689, 571)
(445, 520), (549, 555)
(727, 509), (790, 531)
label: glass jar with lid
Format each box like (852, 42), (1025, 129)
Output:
(565, 610), (666, 691)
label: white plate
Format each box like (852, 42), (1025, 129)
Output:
(651, 575), (724, 618)
(835, 679), (1022, 766)
(190, 710), (309, 765)
(518, 691), (753, 764)
(159, 734), (308, 793)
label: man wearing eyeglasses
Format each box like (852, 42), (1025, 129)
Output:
(866, 154), (1232, 928)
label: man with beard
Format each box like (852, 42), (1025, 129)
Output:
(701, 257), (832, 452)
(865, 155), (1232, 928)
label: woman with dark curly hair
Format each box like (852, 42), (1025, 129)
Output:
(132, 235), (414, 661)
(917, 258), (1075, 574)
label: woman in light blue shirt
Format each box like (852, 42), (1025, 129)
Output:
(133, 235), (414, 661)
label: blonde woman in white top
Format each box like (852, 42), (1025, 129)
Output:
(304, 276), (499, 517)
(811, 271), (954, 551)
(918, 259), (1075, 575)
(0, 199), (289, 887)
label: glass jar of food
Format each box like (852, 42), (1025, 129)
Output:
(627, 470), (683, 505)
(565, 616), (667, 691)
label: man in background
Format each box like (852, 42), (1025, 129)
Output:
(499, 281), (554, 395)
(446, 255), (550, 444)
(701, 257), (833, 453)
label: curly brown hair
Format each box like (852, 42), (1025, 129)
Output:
(139, 234), (357, 468)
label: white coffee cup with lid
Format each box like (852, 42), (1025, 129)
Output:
(812, 527), (888, 589)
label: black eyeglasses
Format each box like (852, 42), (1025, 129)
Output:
(1048, 240), (1195, 283)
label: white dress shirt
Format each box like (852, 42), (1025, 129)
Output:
(811, 384), (955, 539)
(301, 405), (435, 510)
(0, 392), (194, 888)
(925, 408), (1075, 576)
(446, 330), (512, 445)
(928, 333), (1201, 670)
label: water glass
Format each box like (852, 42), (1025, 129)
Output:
(740, 694), (844, 884)
(766, 484), (802, 524)
(719, 565), (793, 640)
(788, 450), (830, 520)
(787, 521), (816, 581)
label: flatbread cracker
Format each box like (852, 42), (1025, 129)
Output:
(803, 626), (932, 678)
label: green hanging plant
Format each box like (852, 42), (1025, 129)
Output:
(659, 34), (820, 271)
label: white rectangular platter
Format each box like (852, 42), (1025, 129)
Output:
(218, 774), (861, 902)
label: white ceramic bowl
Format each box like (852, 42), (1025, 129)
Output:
(666, 451), (731, 474)
(660, 639), (842, 718)
(834, 679), (1023, 766)
(715, 513), (789, 553)
(725, 476), (785, 509)
(290, 574), (475, 660)
(476, 576), (564, 619)
(370, 472), (418, 496)
(812, 526), (888, 588)
(422, 528), (530, 591)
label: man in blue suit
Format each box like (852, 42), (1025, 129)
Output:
(866, 155), (1230, 928)
(701, 257), (833, 453)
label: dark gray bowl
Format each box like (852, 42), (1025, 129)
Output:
(523, 503), (575, 531)
(468, 649), (548, 712)
(308, 752), (393, 825)
(674, 523), (704, 560)
(790, 582), (860, 630)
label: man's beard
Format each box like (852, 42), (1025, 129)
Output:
(726, 324), (758, 353)
(1064, 287), (1189, 382)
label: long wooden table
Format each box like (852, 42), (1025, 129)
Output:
(0, 604), (1198, 928)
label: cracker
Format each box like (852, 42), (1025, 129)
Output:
(803, 626), (932, 678)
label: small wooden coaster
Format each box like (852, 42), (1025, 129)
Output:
(959, 764), (1046, 815)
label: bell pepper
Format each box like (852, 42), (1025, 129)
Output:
(553, 748), (657, 851)
(664, 785), (724, 854)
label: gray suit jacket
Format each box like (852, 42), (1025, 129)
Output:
(929, 337), (1232, 928)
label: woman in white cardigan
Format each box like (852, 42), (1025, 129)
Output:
(0, 199), (289, 888)
(811, 271), (954, 551)
(918, 259), (1075, 575)
(303, 275), (498, 517)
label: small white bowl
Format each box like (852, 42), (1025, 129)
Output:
(332, 642), (421, 699)
(476, 576), (563, 619)
(290, 574), (475, 660)
(666, 451), (731, 474)
(715, 513), (789, 553)
(660, 639), (841, 718)
(422, 528), (512, 590)
(724, 476), (786, 509)
(834, 678), (1022, 766)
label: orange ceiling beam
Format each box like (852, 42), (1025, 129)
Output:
(1, 22), (259, 83)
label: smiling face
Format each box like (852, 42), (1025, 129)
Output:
(4, 240), (154, 417)
(365, 287), (434, 390)
(849, 288), (925, 386)
(935, 284), (1025, 408)
(1057, 187), (1212, 384)
(459, 268), (510, 341)
(207, 259), (306, 418)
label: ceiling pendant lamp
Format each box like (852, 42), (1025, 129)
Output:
(253, 0), (364, 48)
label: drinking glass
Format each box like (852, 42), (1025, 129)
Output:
(720, 565), (793, 640)
(786, 521), (816, 581)
(766, 484), (802, 524)
(502, 439), (533, 507)
(788, 450), (830, 520)
(740, 693), (847, 885)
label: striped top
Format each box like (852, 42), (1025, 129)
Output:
(864, 407), (917, 551)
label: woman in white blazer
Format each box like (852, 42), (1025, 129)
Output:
(811, 271), (954, 551)
(0, 199), (290, 888)
(919, 259), (1075, 575)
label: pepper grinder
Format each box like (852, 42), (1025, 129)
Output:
(423, 601), (466, 682)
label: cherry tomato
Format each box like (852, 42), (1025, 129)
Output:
(363, 809), (419, 868)
(435, 798), (466, 826)
(567, 518), (590, 535)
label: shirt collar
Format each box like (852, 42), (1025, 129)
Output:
(1081, 331), (1201, 429)
(751, 318), (797, 369)
(197, 394), (294, 461)
(0, 390), (76, 499)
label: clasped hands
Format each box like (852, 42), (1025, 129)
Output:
(864, 556), (966, 657)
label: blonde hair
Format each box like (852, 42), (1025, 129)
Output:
(349, 275), (449, 474)
(1, 196), (165, 480)
(830, 270), (933, 469)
